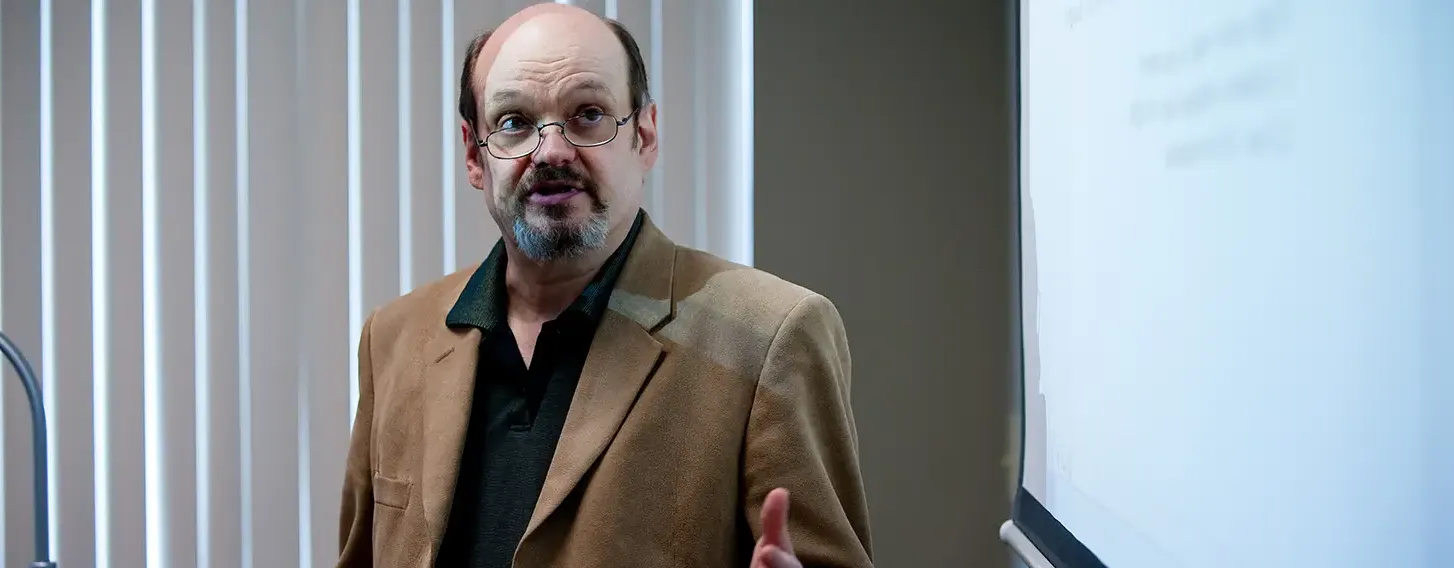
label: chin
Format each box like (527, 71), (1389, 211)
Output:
(512, 205), (612, 262)
(524, 202), (593, 229)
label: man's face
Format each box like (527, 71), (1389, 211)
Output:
(463, 9), (658, 262)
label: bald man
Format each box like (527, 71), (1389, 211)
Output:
(335, 5), (872, 567)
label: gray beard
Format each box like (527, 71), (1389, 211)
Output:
(510, 201), (611, 262)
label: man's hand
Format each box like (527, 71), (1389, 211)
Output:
(752, 488), (803, 568)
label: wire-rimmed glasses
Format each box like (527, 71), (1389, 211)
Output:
(477, 108), (641, 160)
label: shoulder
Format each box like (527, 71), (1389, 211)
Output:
(661, 246), (846, 377)
(362, 263), (478, 354)
(672, 245), (835, 324)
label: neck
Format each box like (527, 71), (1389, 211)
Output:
(501, 225), (630, 324)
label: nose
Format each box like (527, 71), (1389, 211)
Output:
(532, 124), (578, 167)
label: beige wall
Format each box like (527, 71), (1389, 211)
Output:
(754, 0), (1017, 565)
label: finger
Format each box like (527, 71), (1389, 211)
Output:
(749, 544), (774, 568)
(750, 541), (769, 568)
(762, 545), (804, 568)
(759, 488), (793, 554)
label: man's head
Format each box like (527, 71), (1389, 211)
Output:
(459, 3), (657, 263)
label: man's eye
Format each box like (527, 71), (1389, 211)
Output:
(577, 108), (606, 122)
(498, 116), (530, 131)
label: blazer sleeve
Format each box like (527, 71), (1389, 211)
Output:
(743, 293), (874, 567)
(337, 310), (377, 567)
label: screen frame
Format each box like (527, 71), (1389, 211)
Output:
(1007, 1), (1109, 566)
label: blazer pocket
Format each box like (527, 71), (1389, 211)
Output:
(372, 472), (412, 511)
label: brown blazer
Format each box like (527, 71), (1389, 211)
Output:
(336, 217), (873, 567)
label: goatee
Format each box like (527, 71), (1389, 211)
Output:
(504, 165), (611, 262)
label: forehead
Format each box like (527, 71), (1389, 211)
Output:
(475, 7), (629, 106)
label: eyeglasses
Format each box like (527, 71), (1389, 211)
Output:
(476, 108), (641, 160)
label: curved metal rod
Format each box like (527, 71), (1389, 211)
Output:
(0, 330), (55, 567)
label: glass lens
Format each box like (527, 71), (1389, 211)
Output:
(565, 114), (617, 146)
(488, 128), (537, 158)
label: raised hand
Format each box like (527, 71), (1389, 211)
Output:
(751, 488), (803, 568)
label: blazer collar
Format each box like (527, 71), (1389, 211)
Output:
(444, 209), (649, 333)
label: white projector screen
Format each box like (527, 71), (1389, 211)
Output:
(1013, 0), (1453, 566)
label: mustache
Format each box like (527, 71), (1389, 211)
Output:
(517, 165), (594, 196)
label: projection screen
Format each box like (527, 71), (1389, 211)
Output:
(1005, 1), (1453, 567)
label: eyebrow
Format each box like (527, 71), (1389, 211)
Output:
(489, 88), (526, 107)
(563, 79), (612, 98)
(487, 79), (616, 109)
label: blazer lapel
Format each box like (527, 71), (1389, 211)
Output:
(522, 217), (677, 538)
(419, 325), (483, 559)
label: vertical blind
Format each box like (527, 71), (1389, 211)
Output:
(0, 0), (754, 565)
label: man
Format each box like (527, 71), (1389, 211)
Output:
(335, 4), (872, 567)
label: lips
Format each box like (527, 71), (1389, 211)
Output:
(527, 182), (583, 206)
(531, 182), (579, 196)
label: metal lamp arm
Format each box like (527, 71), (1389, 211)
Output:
(0, 330), (56, 568)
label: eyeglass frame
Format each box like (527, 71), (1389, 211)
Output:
(473, 106), (645, 160)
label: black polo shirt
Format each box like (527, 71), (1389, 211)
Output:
(435, 211), (644, 568)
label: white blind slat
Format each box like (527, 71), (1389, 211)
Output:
(151, 0), (199, 565)
(195, 2), (247, 567)
(197, 0), (245, 560)
(725, 0), (753, 265)
(397, 0), (415, 295)
(438, 0), (457, 276)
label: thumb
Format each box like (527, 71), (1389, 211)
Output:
(759, 488), (794, 555)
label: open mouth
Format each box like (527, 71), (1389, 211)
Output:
(527, 182), (583, 205)
(532, 182), (579, 196)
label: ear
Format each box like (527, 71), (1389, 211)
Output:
(461, 120), (488, 190)
(635, 101), (659, 171)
